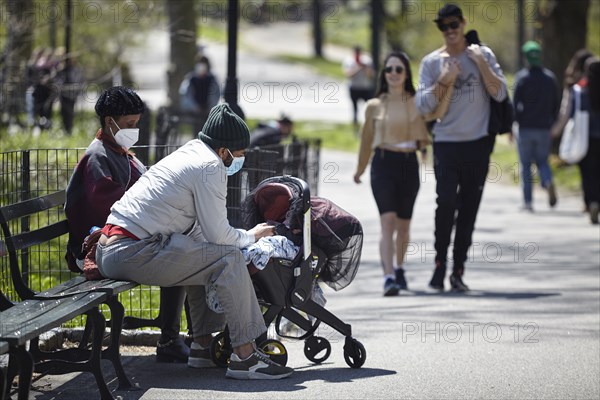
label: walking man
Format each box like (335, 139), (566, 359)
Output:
(513, 41), (560, 211)
(416, 3), (508, 291)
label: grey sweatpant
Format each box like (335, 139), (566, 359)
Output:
(96, 232), (266, 347)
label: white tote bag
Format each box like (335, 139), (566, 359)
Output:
(559, 85), (589, 164)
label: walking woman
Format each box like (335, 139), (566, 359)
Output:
(353, 52), (430, 296)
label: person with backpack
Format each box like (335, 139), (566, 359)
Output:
(415, 3), (507, 292)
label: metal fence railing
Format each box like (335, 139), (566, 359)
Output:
(0, 140), (320, 330)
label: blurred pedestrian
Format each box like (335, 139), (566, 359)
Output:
(25, 48), (44, 127)
(551, 49), (597, 219)
(342, 46), (375, 128)
(354, 52), (429, 296)
(32, 47), (58, 130)
(552, 49), (593, 140)
(578, 57), (600, 224)
(555, 57), (600, 224)
(180, 55), (221, 133)
(57, 56), (84, 135)
(513, 41), (560, 212)
(249, 114), (294, 147)
(415, 3), (508, 292)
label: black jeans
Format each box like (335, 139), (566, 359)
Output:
(349, 87), (373, 124)
(578, 137), (600, 207)
(160, 286), (187, 341)
(433, 136), (491, 269)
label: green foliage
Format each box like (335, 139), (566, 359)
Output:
(0, 110), (98, 152)
(323, 3), (371, 50)
(293, 120), (359, 153)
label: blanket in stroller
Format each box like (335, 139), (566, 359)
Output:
(206, 235), (299, 313)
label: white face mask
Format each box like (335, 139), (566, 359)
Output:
(110, 117), (139, 150)
(225, 149), (245, 176)
(195, 63), (208, 75)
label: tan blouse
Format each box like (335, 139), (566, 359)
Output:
(356, 93), (430, 176)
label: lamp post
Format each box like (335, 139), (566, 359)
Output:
(65, 0), (72, 60)
(371, 0), (382, 72)
(224, 0), (244, 119)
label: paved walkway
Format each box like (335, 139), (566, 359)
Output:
(25, 149), (599, 399)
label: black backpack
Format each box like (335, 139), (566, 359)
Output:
(465, 30), (514, 137)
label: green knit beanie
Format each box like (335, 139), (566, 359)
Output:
(198, 103), (250, 151)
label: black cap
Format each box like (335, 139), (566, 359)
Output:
(434, 3), (463, 22)
(278, 114), (293, 125)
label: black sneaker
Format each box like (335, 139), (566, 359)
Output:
(429, 262), (446, 291)
(450, 274), (470, 292)
(383, 277), (400, 296)
(156, 337), (190, 363)
(589, 202), (599, 225)
(548, 183), (557, 208)
(226, 349), (293, 380)
(188, 343), (216, 368)
(395, 269), (408, 290)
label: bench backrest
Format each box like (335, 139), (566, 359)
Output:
(0, 190), (70, 301)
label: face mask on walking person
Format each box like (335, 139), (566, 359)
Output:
(225, 149), (245, 176)
(110, 117), (139, 150)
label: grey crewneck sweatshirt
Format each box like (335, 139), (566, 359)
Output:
(416, 46), (507, 142)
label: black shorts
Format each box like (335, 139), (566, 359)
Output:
(370, 148), (420, 219)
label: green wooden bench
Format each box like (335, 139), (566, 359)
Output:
(0, 190), (138, 400)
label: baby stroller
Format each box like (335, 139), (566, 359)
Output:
(209, 176), (366, 368)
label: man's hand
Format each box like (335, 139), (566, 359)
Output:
(353, 173), (362, 184)
(466, 44), (486, 66)
(249, 223), (276, 242)
(439, 57), (461, 86)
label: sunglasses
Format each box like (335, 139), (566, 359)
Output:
(384, 66), (404, 74)
(437, 20), (461, 32)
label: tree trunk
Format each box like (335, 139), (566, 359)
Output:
(1, 0), (34, 123)
(541, 0), (590, 86)
(166, 0), (197, 110)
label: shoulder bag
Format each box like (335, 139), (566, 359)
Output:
(559, 85), (589, 164)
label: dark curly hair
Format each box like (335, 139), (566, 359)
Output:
(95, 86), (145, 128)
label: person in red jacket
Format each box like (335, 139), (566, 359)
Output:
(65, 86), (190, 363)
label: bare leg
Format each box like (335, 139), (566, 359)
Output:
(379, 212), (397, 276)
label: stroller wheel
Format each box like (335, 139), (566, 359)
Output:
(343, 337), (366, 369)
(304, 336), (331, 364)
(258, 339), (288, 367)
(209, 332), (231, 368)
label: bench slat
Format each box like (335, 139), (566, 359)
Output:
(0, 191), (65, 221)
(36, 276), (138, 298)
(0, 292), (107, 346)
(9, 220), (69, 251)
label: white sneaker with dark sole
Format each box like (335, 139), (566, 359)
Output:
(226, 350), (293, 380)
